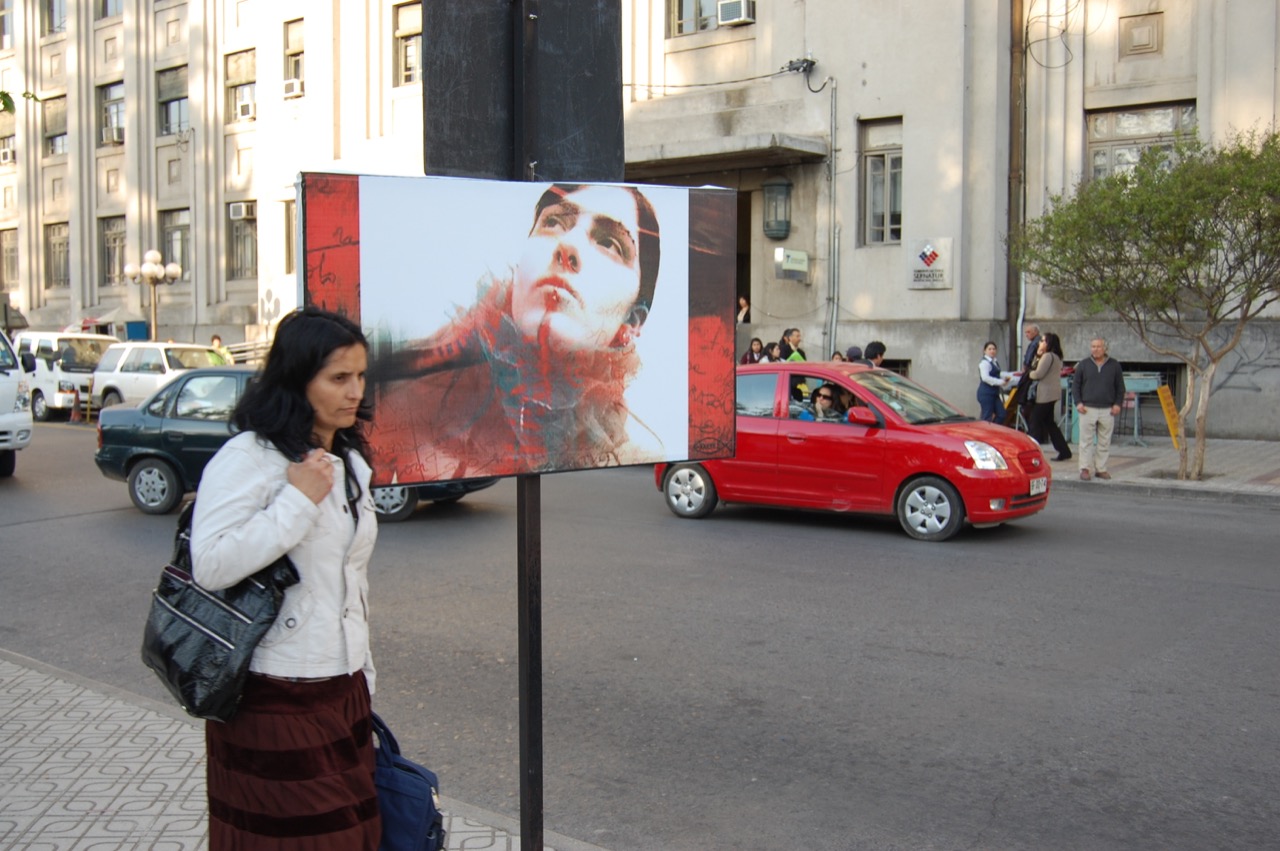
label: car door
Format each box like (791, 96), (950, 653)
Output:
(776, 371), (886, 511)
(706, 370), (780, 502)
(120, 347), (165, 403)
(162, 373), (240, 485)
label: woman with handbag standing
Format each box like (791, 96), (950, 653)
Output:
(191, 307), (381, 850)
(1026, 332), (1072, 461)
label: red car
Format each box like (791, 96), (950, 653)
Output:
(656, 362), (1051, 542)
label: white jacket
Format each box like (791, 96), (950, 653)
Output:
(190, 431), (379, 692)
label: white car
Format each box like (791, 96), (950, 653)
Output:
(0, 329), (35, 477)
(92, 341), (229, 408)
(12, 330), (119, 420)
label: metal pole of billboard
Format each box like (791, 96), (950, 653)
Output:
(514, 2), (544, 849)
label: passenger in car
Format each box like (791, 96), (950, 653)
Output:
(798, 384), (843, 422)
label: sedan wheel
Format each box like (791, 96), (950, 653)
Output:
(32, 391), (49, 422)
(372, 486), (418, 522)
(896, 476), (965, 542)
(128, 458), (183, 515)
(663, 463), (718, 519)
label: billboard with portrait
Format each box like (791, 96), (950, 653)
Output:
(298, 173), (736, 486)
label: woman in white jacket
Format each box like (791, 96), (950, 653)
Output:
(191, 307), (381, 850)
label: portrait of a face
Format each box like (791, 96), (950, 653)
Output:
(298, 173), (735, 486)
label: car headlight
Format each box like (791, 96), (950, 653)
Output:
(14, 379), (31, 413)
(965, 440), (1008, 470)
(58, 380), (75, 392)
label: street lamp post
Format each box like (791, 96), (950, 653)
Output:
(123, 250), (182, 341)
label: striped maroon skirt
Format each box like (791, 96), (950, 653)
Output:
(205, 672), (380, 850)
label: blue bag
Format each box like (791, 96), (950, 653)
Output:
(372, 712), (446, 851)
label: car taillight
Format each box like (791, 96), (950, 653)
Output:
(97, 423), (103, 450)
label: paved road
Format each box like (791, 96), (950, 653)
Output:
(3, 422), (1278, 849)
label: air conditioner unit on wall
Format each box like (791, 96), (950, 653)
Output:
(100, 126), (124, 145)
(0, 149), (15, 164)
(718, 0), (756, 26)
(236, 100), (257, 121)
(229, 201), (257, 221)
(283, 78), (304, 99)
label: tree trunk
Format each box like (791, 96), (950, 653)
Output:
(1190, 361), (1217, 480)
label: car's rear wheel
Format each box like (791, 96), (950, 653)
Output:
(662, 463), (718, 519)
(0, 449), (14, 478)
(372, 486), (418, 522)
(32, 391), (49, 422)
(896, 476), (965, 542)
(128, 458), (183, 515)
(101, 390), (123, 409)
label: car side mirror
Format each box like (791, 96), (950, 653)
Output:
(21, 353), (37, 374)
(846, 407), (879, 427)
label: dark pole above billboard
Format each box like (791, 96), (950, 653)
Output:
(422, 1), (623, 183)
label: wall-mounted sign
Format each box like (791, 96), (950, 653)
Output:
(908, 237), (952, 290)
(774, 247), (810, 283)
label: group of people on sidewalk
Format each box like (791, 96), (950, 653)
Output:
(740, 330), (887, 367)
(979, 324), (1127, 481)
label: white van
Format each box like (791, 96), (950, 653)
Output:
(13, 331), (119, 420)
(0, 329), (35, 477)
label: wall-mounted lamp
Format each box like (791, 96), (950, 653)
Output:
(123, 250), (182, 340)
(762, 176), (793, 240)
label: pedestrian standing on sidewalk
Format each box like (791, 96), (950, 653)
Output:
(191, 307), (382, 850)
(1027, 332), (1071, 461)
(1071, 336), (1125, 481)
(976, 340), (1012, 424)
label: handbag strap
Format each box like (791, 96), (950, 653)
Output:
(171, 501), (196, 571)
(370, 712), (400, 766)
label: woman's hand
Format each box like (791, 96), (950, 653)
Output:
(288, 448), (334, 505)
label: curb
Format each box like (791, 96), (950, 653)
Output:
(1051, 477), (1280, 508)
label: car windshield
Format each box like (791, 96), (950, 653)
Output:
(165, 348), (223, 369)
(0, 336), (16, 369)
(850, 370), (970, 424)
(57, 338), (110, 371)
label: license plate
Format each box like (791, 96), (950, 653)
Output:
(1029, 477), (1047, 496)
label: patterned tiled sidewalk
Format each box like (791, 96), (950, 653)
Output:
(0, 652), (606, 851)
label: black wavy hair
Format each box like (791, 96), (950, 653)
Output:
(233, 306), (372, 462)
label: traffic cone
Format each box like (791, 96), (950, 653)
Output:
(70, 388), (82, 423)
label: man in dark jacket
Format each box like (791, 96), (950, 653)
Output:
(1071, 336), (1126, 481)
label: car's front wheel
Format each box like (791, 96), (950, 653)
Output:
(0, 449), (14, 478)
(372, 486), (418, 522)
(32, 390), (49, 422)
(101, 390), (123, 409)
(662, 463), (719, 519)
(128, 458), (183, 515)
(896, 476), (965, 542)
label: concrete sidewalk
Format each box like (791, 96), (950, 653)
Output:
(1046, 436), (1280, 506)
(0, 650), (607, 851)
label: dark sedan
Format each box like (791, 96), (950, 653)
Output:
(94, 366), (497, 520)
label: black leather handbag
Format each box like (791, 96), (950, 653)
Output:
(141, 501), (299, 722)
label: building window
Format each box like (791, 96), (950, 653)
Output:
(284, 19), (305, 94)
(1087, 102), (1197, 179)
(161, 209), (191, 282)
(100, 216), (126, 286)
(43, 0), (67, 35)
(44, 96), (68, 157)
(861, 119), (903, 245)
(284, 199), (296, 274)
(226, 49), (257, 122)
(394, 3), (422, 86)
(45, 223), (70, 289)
(1, 229), (17, 293)
(96, 0), (122, 20)
(1, 0), (14, 50)
(228, 204), (257, 279)
(98, 82), (125, 146)
(157, 66), (190, 136)
(0, 107), (15, 161)
(669, 0), (717, 36)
